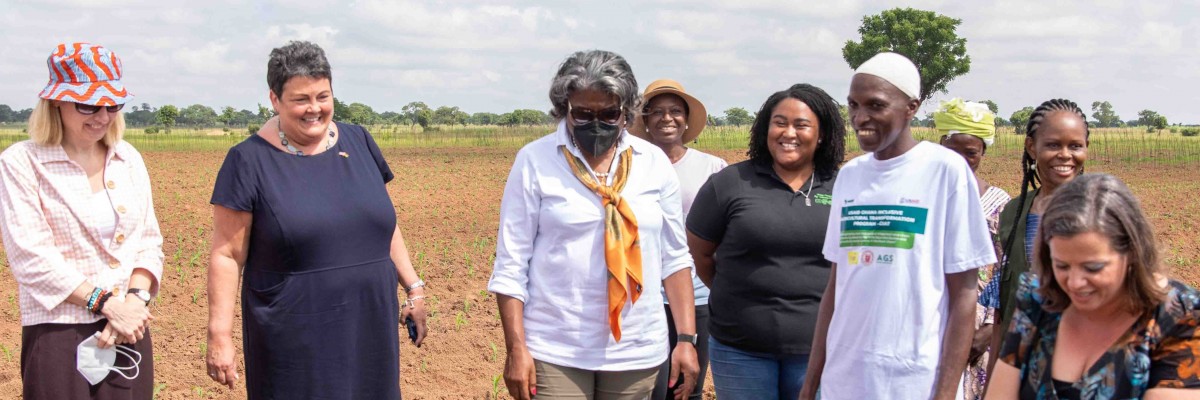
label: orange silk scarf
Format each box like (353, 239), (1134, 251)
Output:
(560, 145), (643, 342)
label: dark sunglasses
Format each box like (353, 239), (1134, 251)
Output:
(74, 103), (125, 115)
(568, 102), (623, 125)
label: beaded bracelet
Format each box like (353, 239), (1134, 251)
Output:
(85, 287), (104, 311)
(91, 291), (113, 315)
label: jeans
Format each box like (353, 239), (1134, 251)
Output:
(708, 337), (809, 400)
(651, 304), (710, 400)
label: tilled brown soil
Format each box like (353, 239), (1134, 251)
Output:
(0, 145), (1195, 399)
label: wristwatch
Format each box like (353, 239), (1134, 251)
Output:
(127, 288), (152, 305)
(677, 333), (698, 346)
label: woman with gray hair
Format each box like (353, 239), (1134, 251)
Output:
(205, 41), (428, 399)
(489, 49), (700, 400)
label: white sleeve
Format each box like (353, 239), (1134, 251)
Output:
(488, 147), (541, 302)
(823, 176), (845, 264)
(942, 162), (998, 274)
(659, 160), (692, 280)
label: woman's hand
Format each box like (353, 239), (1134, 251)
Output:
(669, 343), (700, 400)
(100, 297), (152, 340)
(400, 291), (429, 347)
(503, 344), (537, 400)
(969, 323), (994, 365)
(96, 321), (135, 345)
(206, 332), (240, 389)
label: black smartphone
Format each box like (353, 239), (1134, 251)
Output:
(404, 316), (419, 346)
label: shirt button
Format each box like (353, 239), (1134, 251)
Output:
(109, 261), (120, 269)
(106, 180), (116, 189)
(115, 234), (126, 244)
(116, 205), (127, 214)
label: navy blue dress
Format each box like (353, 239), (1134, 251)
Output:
(211, 123), (401, 399)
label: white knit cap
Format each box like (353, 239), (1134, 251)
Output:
(853, 52), (921, 100)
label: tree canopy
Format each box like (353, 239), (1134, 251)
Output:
(843, 7), (971, 104)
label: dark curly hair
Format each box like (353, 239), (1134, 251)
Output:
(747, 83), (846, 181)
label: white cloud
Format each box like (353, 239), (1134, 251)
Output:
(0, 0), (1197, 122)
(1134, 22), (1183, 53)
(265, 24), (341, 47)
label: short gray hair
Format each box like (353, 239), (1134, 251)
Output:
(548, 50), (640, 122)
(267, 41), (332, 97)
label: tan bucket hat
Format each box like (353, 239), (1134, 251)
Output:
(629, 79), (707, 144)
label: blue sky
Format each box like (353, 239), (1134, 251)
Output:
(3, 0), (1197, 123)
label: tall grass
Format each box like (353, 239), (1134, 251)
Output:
(0, 125), (1196, 164)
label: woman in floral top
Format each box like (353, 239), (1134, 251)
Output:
(986, 174), (1200, 399)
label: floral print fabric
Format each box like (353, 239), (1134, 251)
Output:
(998, 272), (1200, 398)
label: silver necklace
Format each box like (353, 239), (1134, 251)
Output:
(798, 174), (816, 206)
(278, 118), (335, 156)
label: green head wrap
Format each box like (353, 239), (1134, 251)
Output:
(933, 99), (995, 146)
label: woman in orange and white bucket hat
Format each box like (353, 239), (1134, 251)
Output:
(0, 43), (163, 399)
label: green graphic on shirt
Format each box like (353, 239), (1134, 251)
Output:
(813, 193), (832, 206)
(840, 205), (928, 249)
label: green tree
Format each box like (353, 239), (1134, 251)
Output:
(433, 106), (468, 126)
(470, 112), (500, 125)
(178, 104), (218, 127)
(333, 97), (351, 122)
(257, 103), (273, 121)
(707, 114), (723, 127)
(978, 100), (999, 114)
(379, 111), (406, 125)
(218, 106), (238, 126)
(1091, 101), (1121, 128)
(843, 8), (970, 104)
(347, 102), (379, 125)
(723, 107), (753, 126)
(1137, 109), (1168, 132)
(0, 104), (17, 123)
(156, 105), (179, 133)
(1010, 106), (1035, 134)
(401, 102), (431, 128)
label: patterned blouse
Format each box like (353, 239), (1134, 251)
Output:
(998, 272), (1200, 398)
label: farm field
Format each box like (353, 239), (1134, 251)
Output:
(0, 129), (1197, 399)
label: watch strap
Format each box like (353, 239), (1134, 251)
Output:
(127, 288), (152, 305)
(677, 333), (698, 346)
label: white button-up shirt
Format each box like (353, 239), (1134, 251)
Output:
(488, 122), (693, 371)
(0, 140), (164, 326)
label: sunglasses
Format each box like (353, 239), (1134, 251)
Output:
(74, 103), (125, 115)
(568, 102), (623, 125)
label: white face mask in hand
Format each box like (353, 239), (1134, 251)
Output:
(76, 332), (141, 386)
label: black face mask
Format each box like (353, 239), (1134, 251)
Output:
(571, 120), (621, 155)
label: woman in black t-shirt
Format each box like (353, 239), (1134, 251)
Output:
(686, 84), (845, 400)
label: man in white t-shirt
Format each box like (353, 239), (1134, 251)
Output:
(799, 52), (996, 400)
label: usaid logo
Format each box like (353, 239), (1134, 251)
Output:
(899, 198), (921, 205)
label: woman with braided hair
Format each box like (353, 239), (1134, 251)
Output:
(986, 99), (1090, 376)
